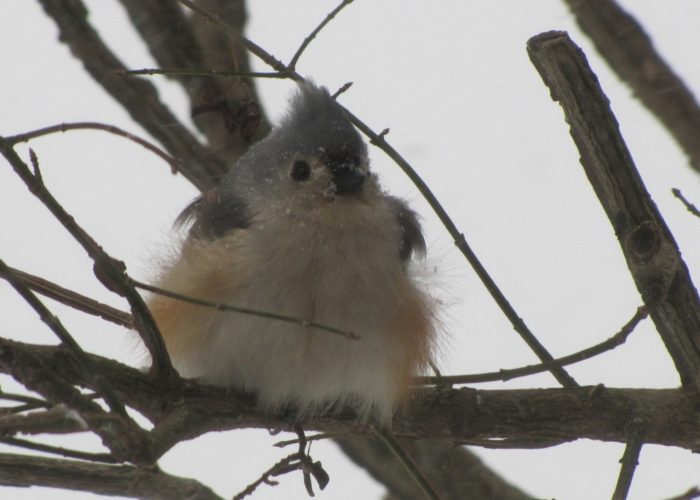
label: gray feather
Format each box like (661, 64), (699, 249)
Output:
(387, 196), (426, 261)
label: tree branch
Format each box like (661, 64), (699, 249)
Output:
(0, 266), (132, 328)
(0, 139), (176, 381)
(0, 453), (222, 500)
(527, 31), (700, 392)
(37, 0), (226, 190)
(563, 0), (700, 171)
(612, 417), (646, 500)
(117, 0), (271, 160)
(1, 339), (699, 452)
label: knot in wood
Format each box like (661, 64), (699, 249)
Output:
(626, 221), (659, 263)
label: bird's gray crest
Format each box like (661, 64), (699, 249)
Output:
(276, 81), (366, 165)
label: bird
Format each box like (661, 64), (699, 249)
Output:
(147, 82), (437, 424)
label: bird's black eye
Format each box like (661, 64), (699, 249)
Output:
(290, 160), (311, 182)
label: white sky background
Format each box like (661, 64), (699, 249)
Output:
(1, 1), (700, 499)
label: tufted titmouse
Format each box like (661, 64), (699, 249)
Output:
(148, 82), (437, 424)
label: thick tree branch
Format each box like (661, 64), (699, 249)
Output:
(178, 0), (578, 390)
(527, 31), (700, 391)
(563, 0), (700, 171)
(0, 454), (222, 500)
(1, 339), (699, 453)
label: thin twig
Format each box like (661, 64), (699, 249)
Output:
(131, 278), (360, 340)
(612, 417), (646, 500)
(0, 266), (133, 328)
(233, 454), (295, 500)
(374, 428), (442, 500)
(288, 0), (355, 69)
(274, 432), (337, 448)
(6, 122), (181, 174)
(0, 137), (176, 380)
(665, 487), (700, 500)
(119, 68), (283, 79)
(672, 188), (700, 219)
(416, 306), (648, 386)
(0, 437), (117, 463)
(177, 0), (579, 389)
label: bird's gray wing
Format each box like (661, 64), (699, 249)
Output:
(387, 196), (426, 262)
(175, 186), (251, 240)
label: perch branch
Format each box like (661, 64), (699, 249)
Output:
(527, 31), (700, 392)
(1, 339), (700, 453)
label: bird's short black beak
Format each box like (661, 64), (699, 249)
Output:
(330, 164), (366, 195)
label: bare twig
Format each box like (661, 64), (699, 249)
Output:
(528, 31), (700, 392)
(612, 417), (646, 500)
(233, 454), (294, 499)
(672, 188), (700, 219)
(375, 428), (442, 500)
(177, 0), (578, 390)
(131, 278), (359, 340)
(6, 122), (181, 174)
(120, 68), (283, 79)
(0, 138), (176, 381)
(288, 0), (355, 69)
(0, 266), (133, 328)
(416, 306), (648, 386)
(666, 487), (700, 500)
(563, 0), (700, 171)
(234, 426), (329, 499)
(0, 437), (116, 463)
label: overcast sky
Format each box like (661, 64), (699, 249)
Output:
(2, 1), (700, 499)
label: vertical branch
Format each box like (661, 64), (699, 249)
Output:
(612, 418), (646, 500)
(527, 31), (700, 391)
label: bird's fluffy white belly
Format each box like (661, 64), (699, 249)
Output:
(173, 210), (409, 422)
